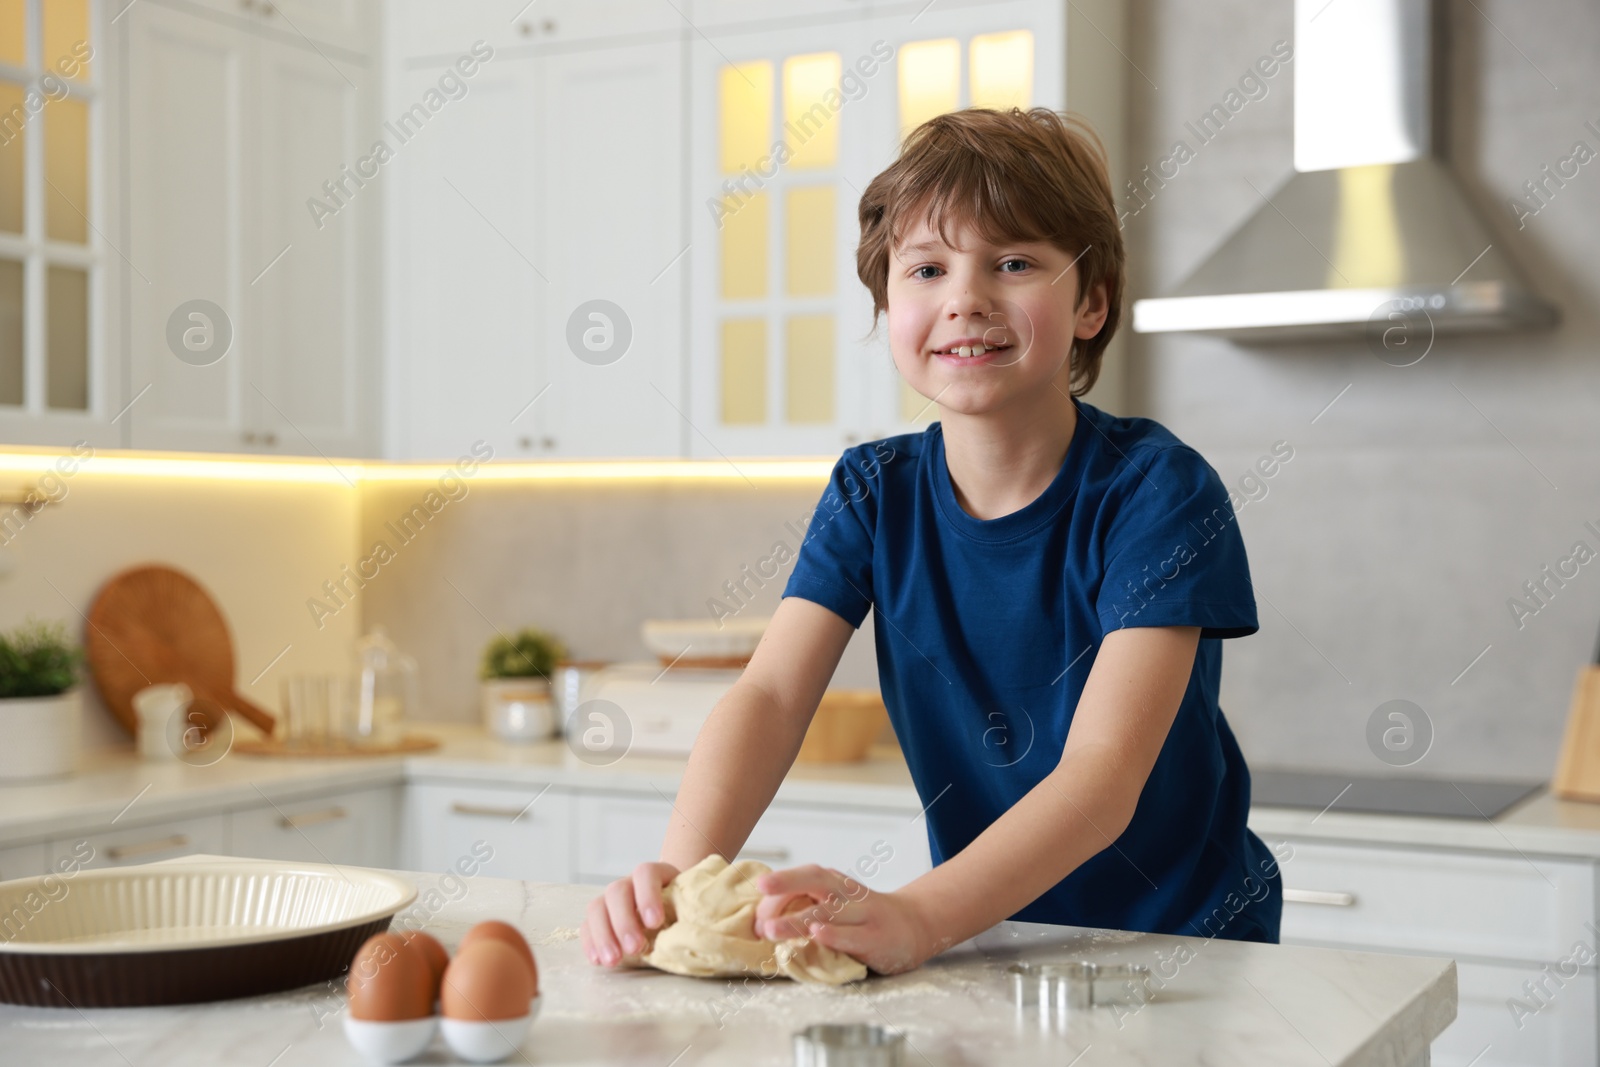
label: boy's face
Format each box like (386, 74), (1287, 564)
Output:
(885, 212), (1108, 419)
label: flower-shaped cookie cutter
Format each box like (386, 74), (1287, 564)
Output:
(792, 1022), (905, 1066)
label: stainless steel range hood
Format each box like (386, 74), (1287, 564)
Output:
(1131, 0), (1558, 342)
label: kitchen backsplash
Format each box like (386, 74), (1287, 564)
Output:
(1121, 0), (1600, 779)
(0, 471), (363, 752)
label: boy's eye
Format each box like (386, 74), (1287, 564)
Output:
(999, 258), (1030, 273)
(912, 265), (942, 280)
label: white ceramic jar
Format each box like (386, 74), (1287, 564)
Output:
(480, 678), (556, 742)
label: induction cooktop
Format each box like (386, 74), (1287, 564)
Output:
(1249, 767), (1546, 821)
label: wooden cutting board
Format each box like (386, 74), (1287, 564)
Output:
(85, 564), (276, 737)
(1552, 666), (1600, 801)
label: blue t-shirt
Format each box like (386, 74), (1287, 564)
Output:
(781, 398), (1281, 943)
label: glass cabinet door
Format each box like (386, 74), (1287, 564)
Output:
(688, 2), (1063, 459)
(689, 22), (873, 458)
(0, 0), (113, 446)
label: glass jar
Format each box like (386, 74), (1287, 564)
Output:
(353, 626), (419, 743)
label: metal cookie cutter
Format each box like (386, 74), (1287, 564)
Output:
(793, 1023), (905, 1066)
(1008, 961), (1153, 1025)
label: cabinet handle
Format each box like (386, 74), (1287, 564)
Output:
(243, 431), (257, 444)
(1283, 888), (1357, 907)
(279, 807), (348, 831)
(107, 834), (191, 861)
(738, 846), (790, 863)
(263, 432), (278, 446)
(451, 802), (530, 821)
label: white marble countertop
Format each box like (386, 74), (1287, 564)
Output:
(2, 722), (1597, 866)
(0, 861), (1457, 1066)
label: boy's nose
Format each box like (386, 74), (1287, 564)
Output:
(944, 285), (995, 318)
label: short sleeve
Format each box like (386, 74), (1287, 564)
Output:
(1095, 446), (1259, 639)
(780, 451), (879, 628)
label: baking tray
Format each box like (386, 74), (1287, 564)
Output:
(0, 856), (415, 1007)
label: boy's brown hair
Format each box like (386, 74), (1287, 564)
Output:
(855, 107), (1124, 397)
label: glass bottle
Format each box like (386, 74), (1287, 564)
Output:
(353, 626), (419, 744)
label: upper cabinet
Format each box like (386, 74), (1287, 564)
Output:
(0, 0), (120, 449)
(386, 21), (685, 461)
(685, 0), (1064, 457)
(7, 0), (1118, 460)
(123, 0), (378, 457)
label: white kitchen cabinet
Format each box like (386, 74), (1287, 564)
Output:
(228, 786), (399, 867)
(54, 814), (228, 870)
(389, 0), (681, 63)
(1272, 837), (1594, 964)
(389, 34), (685, 461)
(0, 841), (47, 881)
(173, 0), (373, 53)
(573, 792), (931, 888)
(256, 0), (373, 54)
(122, 0), (377, 457)
(246, 37), (377, 458)
(405, 781), (573, 883)
(1263, 834), (1600, 1065)
(388, 58), (548, 461)
(1434, 960), (1597, 1067)
(537, 40), (685, 459)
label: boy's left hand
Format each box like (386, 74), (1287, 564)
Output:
(753, 865), (933, 976)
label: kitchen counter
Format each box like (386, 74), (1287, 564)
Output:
(1, 722), (1596, 863)
(0, 724), (922, 848)
(0, 861), (1457, 1066)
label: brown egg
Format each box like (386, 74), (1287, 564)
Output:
(441, 940), (535, 1022)
(458, 920), (539, 996)
(346, 933), (433, 1022)
(399, 930), (449, 998)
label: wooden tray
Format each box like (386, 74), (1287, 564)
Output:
(233, 734), (441, 757)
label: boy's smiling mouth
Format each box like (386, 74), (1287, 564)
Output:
(931, 336), (1015, 364)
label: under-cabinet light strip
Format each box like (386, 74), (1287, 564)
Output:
(0, 449), (836, 484)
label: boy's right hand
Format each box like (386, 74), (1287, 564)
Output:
(581, 861), (680, 967)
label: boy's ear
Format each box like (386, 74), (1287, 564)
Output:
(1074, 279), (1110, 339)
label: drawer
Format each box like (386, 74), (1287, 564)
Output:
(1433, 959), (1597, 1067)
(229, 787), (399, 868)
(54, 816), (227, 871)
(574, 793), (932, 890)
(1264, 837), (1595, 963)
(405, 782), (573, 884)
(744, 806), (932, 890)
(0, 842), (47, 882)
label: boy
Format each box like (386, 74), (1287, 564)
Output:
(581, 107), (1280, 976)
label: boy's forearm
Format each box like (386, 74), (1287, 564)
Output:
(659, 678), (813, 871)
(896, 746), (1141, 954)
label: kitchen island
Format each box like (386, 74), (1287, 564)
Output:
(0, 863), (1455, 1066)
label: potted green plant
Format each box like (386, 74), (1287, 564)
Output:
(479, 628), (566, 743)
(0, 619), (84, 780)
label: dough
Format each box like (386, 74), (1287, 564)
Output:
(635, 855), (867, 986)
